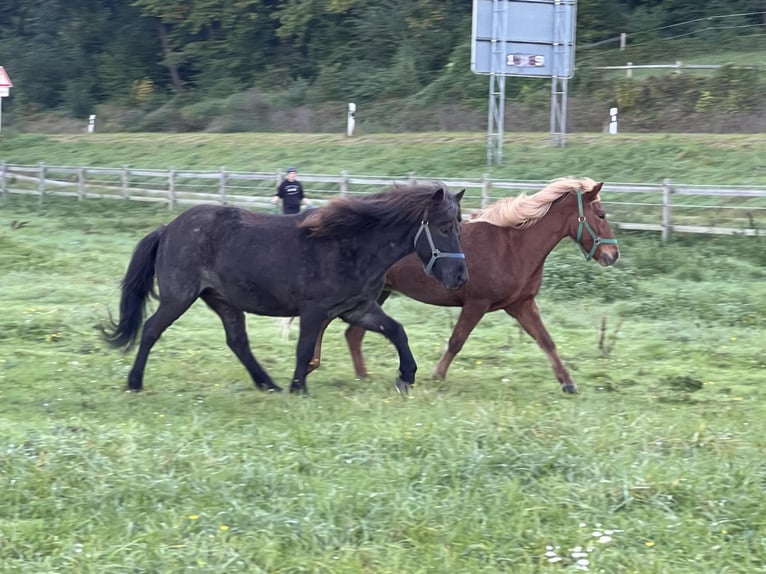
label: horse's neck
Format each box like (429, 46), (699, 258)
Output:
(507, 209), (570, 258)
(353, 225), (418, 269)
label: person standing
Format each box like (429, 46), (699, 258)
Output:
(272, 167), (311, 214)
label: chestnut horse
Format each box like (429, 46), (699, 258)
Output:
(314, 177), (619, 394)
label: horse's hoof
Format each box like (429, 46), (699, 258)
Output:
(562, 384), (579, 394)
(268, 385), (283, 393)
(395, 378), (412, 395)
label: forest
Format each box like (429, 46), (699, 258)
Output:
(0, 0), (764, 132)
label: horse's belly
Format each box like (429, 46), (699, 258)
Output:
(202, 273), (301, 317)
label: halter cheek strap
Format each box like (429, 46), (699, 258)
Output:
(413, 210), (466, 275)
(575, 189), (618, 260)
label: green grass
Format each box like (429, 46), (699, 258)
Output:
(2, 188), (766, 572)
(1, 132), (765, 184)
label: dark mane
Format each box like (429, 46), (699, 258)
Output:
(300, 183), (456, 237)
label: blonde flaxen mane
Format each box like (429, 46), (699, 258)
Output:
(470, 177), (600, 228)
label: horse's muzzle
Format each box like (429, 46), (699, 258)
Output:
(597, 248), (620, 267)
(441, 264), (469, 290)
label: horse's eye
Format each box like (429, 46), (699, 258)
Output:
(597, 212), (606, 220)
(440, 226), (450, 234)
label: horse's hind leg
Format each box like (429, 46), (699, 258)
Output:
(128, 299), (195, 391)
(344, 325), (368, 377)
(307, 319), (331, 374)
(433, 302), (488, 380)
(201, 293), (281, 392)
(505, 298), (578, 394)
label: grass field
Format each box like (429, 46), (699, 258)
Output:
(0, 132), (765, 185)
(1, 133), (765, 572)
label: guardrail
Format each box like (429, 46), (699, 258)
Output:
(2, 163), (765, 242)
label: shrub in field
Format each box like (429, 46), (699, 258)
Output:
(541, 251), (639, 303)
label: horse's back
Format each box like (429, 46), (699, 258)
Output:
(162, 204), (302, 259)
(154, 205), (310, 314)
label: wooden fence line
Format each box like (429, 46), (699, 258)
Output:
(2, 162), (766, 242)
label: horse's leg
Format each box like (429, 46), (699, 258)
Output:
(433, 302), (489, 380)
(307, 319), (331, 374)
(504, 298), (578, 394)
(127, 299), (194, 391)
(344, 325), (368, 378)
(341, 302), (416, 394)
(342, 290), (392, 378)
(201, 293), (281, 392)
(290, 310), (330, 395)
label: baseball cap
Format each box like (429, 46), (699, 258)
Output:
(287, 166), (297, 173)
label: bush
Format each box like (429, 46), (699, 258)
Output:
(541, 248), (639, 303)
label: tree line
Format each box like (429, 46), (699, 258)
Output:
(0, 0), (763, 129)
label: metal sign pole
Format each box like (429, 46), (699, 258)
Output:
(472, 0), (577, 153)
(550, 76), (568, 147)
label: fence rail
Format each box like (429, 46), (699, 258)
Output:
(2, 163), (766, 242)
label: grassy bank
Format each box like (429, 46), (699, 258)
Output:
(0, 132), (764, 184)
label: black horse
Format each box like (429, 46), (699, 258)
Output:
(103, 184), (467, 395)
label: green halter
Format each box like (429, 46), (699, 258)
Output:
(575, 189), (618, 260)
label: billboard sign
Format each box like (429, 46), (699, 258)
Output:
(471, 0), (577, 78)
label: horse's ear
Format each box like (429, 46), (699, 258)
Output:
(455, 189), (465, 203)
(431, 187), (446, 203)
(591, 182), (604, 194)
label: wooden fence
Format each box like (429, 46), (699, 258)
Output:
(2, 162), (766, 242)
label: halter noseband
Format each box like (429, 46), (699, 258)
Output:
(413, 209), (465, 275)
(575, 188), (618, 260)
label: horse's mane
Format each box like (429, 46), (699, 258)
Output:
(300, 182), (458, 237)
(470, 177), (600, 228)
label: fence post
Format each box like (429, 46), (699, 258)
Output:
(77, 167), (85, 201)
(340, 170), (349, 196)
(38, 162), (46, 206)
(122, 165), (130, 200)
(408, 172), (417, 186)
(0, 162), (6, 199)
(219, 166), (227, 205)
(168, 167), (176, 210)
(662, 178), (673, 243)
(481, 173), (491, 208)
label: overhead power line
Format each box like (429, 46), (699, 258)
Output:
(581, 10), (766, 50)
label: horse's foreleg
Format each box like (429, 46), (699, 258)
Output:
(290, 310), (330, 394)
(128, 300), (193, 391)
(202, 294), (281, 392)
(505, 298), (578, 394)
(341, 302), (416, 394)
(433, 302), (488, 380)
(341, 289), (392, 378)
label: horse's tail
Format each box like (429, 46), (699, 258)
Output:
(102, 226), (165, 350)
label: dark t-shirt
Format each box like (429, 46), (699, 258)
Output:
(277, 179), (304, 214)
